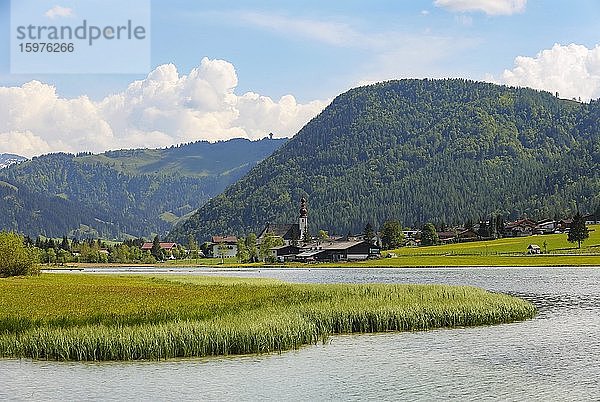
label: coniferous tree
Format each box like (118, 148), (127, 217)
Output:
(61, 236), (70, 251)
(363, 223), (375, 244)
(568, 212), (589, 248)
(151, 235), (163, 260)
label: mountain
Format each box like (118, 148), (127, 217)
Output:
(0, 138), (286, 238)
(170, 79), (600, 242)
(0, 154), (26, 170)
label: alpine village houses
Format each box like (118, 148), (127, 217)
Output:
(223, 197), (382, 262)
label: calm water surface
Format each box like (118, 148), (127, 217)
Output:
(2, 266), (600, 401)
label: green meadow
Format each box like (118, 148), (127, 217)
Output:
(0, 274), (535, 361)
(317, 225), (600, 268)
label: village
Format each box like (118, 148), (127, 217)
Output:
(144, 199), (600, 263)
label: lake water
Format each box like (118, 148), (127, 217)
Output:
(2, 266), (600, 401)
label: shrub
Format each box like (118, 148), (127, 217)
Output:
(0, 231), (40, 277)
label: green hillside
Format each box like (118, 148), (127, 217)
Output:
(170, 79), (600, 242)
(0, 138), (286, 239)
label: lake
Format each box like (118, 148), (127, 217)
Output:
(2, 266), (599, 401)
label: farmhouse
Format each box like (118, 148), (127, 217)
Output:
(141, 242), (178, 258)
(504, 219), (537, 237)
(527, 244), (541, 254)
(211, 236), (238, 258)
(295, 240), (380, 262)
(141, 242), (178, 252)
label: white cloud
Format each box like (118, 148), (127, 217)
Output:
(0, 58), (330, 158)
(45, 5), (74, 19)
(434, 0), (526, 15)
(501, 43), (600, 101)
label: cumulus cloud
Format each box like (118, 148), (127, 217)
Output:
(0, 58), (329, 157)
(501, 43), (600, 101)
(434, 0), (526, 15)
(45, 5), (74, 19)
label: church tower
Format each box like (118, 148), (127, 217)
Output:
(299, 197), (308, 241)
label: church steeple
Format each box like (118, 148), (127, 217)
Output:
(299, 197), (308, 240)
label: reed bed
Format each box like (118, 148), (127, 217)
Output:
(0, 274), (536, 361)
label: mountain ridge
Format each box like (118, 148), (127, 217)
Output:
(169, 79), (600, 242)
(0, 138), (286, 238)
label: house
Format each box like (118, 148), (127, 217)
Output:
(457, 229), (479, 241)
(211, 236), (238, 258)
(258, 198), (309, 245)
(584, 213), (600, 225)
(141, 242), (178, 251)
(504, 219), (537, 237)
(527, 244), (541, 254)
(535, 219), (556, 234)
(436, 231), (457, 244)
(141, 242), (179, 259)
(270, 245), (302, 262)
(556, 218), (573, 233)
(294, 240), (380, 262)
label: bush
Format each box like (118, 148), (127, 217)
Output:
(0, 232), (40, 277)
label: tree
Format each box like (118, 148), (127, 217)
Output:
(188, 235), (199, 263)
(216, 242), (228, 264)
(0, 231), (39, 277)
(317, 230), (329, 241)
(236, 237), (249, 263)
(380, 220), (404, 250)
(302, 228), (311, 243)
(363, 223), (374, 243)
(259, 232), (284, 262)
(151, 235), (163, 261)
(421, 223), (439, 246)
(245, 233), (258, 262)
(60, 235), (70, 251)
(568, 212), (589, 248)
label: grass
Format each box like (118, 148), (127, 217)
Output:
(0, 274), (536, 361)
(313, 225), (600, 268)
(391, 225), (600, 256)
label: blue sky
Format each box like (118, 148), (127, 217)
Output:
(1, 0), (600, 156)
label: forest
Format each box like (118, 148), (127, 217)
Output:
(170, 79), (600, 242)
(0, 138), (286, 238)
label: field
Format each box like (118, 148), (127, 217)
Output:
(313, 225), (600, 268)
(0, 274), (536, 361)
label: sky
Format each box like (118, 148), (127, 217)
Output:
(1, 0), (600, 157)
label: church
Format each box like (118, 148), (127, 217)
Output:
(257, 197), (309, 245)
(258, 197), (381, 262)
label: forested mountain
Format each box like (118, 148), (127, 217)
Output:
(170, 79), (600, 242)
(0, 154), (26, 170)
(0, 138), (286, 238)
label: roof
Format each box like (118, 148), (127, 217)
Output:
(506, 219), (537, 229)
(211, 236), (238, 244)
(436, 231), (456, 239)
(527, 244), (541, 249)
(259, 223), (300, 240)
(141, 242), (177, 250)
(296, 250), (324, 258)
(303, 240), (373, 251)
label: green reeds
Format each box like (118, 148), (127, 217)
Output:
(0, 275), (536, 361)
